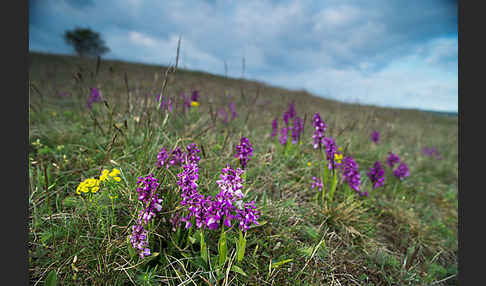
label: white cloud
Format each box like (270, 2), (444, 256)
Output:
(313, 5), (360, 30)
(129, 31), (157, 48)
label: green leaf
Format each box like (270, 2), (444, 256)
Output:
(200, 229), (208, 264)
(237, 230), (247, 263)
(218, 230), (227, 267)
(297, 246), (314, 258)
(44, 270), (58, 286)
(231, 265), (247, 277)
(127, 236), (136, 259)
(271, 258), (293, 269)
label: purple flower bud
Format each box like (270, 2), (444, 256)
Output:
(312, 112), (327, 149)
(234, 136), (253, 169)
(291, 116), (304, 144)
(130, 219), (152, 258)
(393, 162), (410, 180)
(271, 117), (278, 137)
(311, 177), (323, 192)
(367, 161), (385, 189)
(370, 130), (380, 144)
(422, 147), (442, 160)
(341, 156), (361, 194)
(86, 87), (102, 109)
(191, 90), (199, 102)
(386, 152), (401, 168)
(279, 127), (288, 145)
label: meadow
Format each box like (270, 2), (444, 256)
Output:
(28, 51), (458, 285)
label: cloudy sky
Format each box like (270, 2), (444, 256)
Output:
(29, 0), (458, 112)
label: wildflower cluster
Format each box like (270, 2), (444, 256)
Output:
(76, 168), (121, 195)
(341, 156), (364, 196)
(370, 130), (380, 144)
(157, 144), (200, 169)
(323, 137), (343, 170)
(178, 162), (205, 229)
(100, 168), (121, 182)
(87, 87), (102, 109)
(212, 165), (259, 232)
(291, 116), (304, 144)
(279, 126), (288, 145)
(385, 152), (410, 180)
(130, 174), (163, 258)
(422, 147), (442, 160)
(185, 143), (201, 164)
(367, 161), (385, 189)
(312, 112), (328, 149)
(271, 117), (278, 137)
(136, 174), (163, 224)
(386, 152), (401, 168)
(393, 162), (410, 180)
(130, 223), (151, 258)
(234, 136), (253, 169)
(272, 102), (304, 145)
(176, 164), (259, 232)
(76, 178), (101, 195)
(311, 177), (323, 193)
(171, 143), (259, 233)
(191, 90), (200, 107)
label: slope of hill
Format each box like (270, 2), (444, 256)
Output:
(28, 51), (458, 285)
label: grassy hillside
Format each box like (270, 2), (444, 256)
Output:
(28, 51), (458, 285)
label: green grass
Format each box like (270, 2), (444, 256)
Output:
(29, 51), (458, 285)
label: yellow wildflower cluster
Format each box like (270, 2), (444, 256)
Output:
(75, 168), (121, 195)
(191, 101), (200, 107)
(76, 178), (101, 194)
(100, 168), (121, 182)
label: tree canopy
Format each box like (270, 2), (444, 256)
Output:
(64, 27), (110, 57)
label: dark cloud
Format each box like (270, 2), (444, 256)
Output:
(28, 0), (457, 111)
(65, 0), (95, 9)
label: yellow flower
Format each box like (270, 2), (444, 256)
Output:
(109, 168), (120, 177)
(334, 153), (343, 164)
(191, 101), (199, 107)
(75, 178), (101, 195)
(307, 162), (312, 167)
(100, 169), (109, 182)
(76, 185), (82, 195)
(113, 176), (121, 182)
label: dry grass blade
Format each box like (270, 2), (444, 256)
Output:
(296, 232), (327, 280)
(175, 35), (181, 71)
(95, 55), (101, 79)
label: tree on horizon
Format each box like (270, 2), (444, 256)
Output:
(64, 27), (110, 58)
